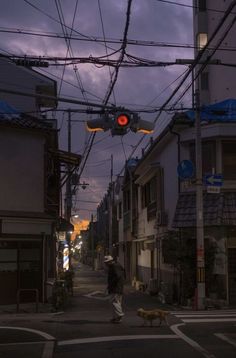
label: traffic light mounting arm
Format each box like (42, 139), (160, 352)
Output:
(86, 116), (113, 132)
(130, 115), (155, 134)
(86, 112), (155, 135)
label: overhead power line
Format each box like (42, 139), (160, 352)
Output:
(118, 0), (236, 176)
(76, 0), (133, 185)
(2, 27), (236, 52)
(155, 0), (236, 14)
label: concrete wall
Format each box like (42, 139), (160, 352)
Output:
(193, 0), (236, 105)
(0, 56), (55, 113)
(0, 127), (45, 212)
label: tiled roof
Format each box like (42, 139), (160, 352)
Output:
(173, 192), (236, 227)
(0, 99), (55, 130)
(0, 113), (54, 130)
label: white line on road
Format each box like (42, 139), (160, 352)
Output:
(0, 326), (55, 341)
(215, 333), (236, 348)
(58, 334), (180, 346)
(0, 341), (44, 346)
(181, 318), (236, 323)
(42, 341), (55, 358)
(83, 291), (110, 300)
(171, 310), (236, 315)
(0, 326), (55, 358)
(175, 314), (236, 318)
(170, 323), (216, 358)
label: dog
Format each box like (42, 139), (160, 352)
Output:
(137, 308), (169, 327)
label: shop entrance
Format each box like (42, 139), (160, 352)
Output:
(0, 240), (42, 304)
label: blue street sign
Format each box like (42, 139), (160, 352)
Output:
(177, 160), (194, 179)
(204, 174), (223, 187)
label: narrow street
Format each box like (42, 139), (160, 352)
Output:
(0, 263), (236, 358)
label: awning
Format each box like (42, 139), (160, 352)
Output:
(57, 217), (74, 232)
(173, 192), (236, 228)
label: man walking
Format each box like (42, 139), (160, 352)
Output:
(104, 255), (125, 323)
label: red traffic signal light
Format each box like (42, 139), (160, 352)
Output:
(112, 112), (131, 135)
(116, 114), (130, 127)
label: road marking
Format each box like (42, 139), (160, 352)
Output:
(58, 334), (180, 346)
(181, 318), (236, 323)
(83, 291), (110, 300)
(0, 326), (55, 358)
(170, 323), (216, 358)
(42, 341), (55, 358)
(215, 333), (236, 348)
(175, 314), (236, 318)
(171, 310), (236, 315)
(0, 326), (55, 341)
(0, 341), (44, 346)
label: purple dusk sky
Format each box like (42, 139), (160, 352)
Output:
(0, 0), (193, 220)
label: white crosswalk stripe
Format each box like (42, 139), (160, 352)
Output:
(171, 310), (236, 323)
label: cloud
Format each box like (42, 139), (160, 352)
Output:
(0, 0), (194, 220)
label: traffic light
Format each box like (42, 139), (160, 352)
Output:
(112, 111), (132, 135)
(86, 111), (155, 136)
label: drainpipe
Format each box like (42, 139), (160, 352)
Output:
(169, 125), (181, 194)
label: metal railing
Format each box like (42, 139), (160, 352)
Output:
(16, 288), (39, 313)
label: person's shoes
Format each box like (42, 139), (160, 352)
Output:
(110, 317), (123, 323)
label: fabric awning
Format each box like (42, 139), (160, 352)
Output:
(173, 192), (236, 228)
(57, 217), (74, 232)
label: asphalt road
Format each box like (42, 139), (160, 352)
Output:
(0, 264), (236, 358)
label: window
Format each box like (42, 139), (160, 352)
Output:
(222, 141), (236, 179)
(189, 141), (216, 176)
(141, 176), (157, 221)
(198, 0), (206, 12)
(194, 0), (206, 13)
(118, 202), (122, 219)
(141, 176), (157, 208)
(123, 190), (130, 212)
(201, 72), (209, 91)
(197, 33), (208, 50)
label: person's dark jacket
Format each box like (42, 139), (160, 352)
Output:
(107, 262), (125, 294)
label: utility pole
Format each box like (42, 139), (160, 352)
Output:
(108, 155), (113, 254)
(65, 109), (72, 269)
(195, 90), (206, 310)
(91, 213), (95, 270)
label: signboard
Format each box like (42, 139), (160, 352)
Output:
(204, 174), (223, 187)
(207, 186), (220, 194)
(177, 160), (194, 179)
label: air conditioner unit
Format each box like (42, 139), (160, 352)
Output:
(156, 210), (168, 226)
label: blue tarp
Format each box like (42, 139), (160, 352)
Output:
(0, 100), (20, 118)
(186, 99), (236, 122)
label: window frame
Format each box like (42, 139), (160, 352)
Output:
(189, 140), (216, 176)
(222, 141), (236, 180)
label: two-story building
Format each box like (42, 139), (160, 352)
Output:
(113, 99), (236, 306)
(0, 104), (60, 304)
(0, 55), (61, 305)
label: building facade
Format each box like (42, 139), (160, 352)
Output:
(0, 56), (59, 305)
(193, 0), (236, 105)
